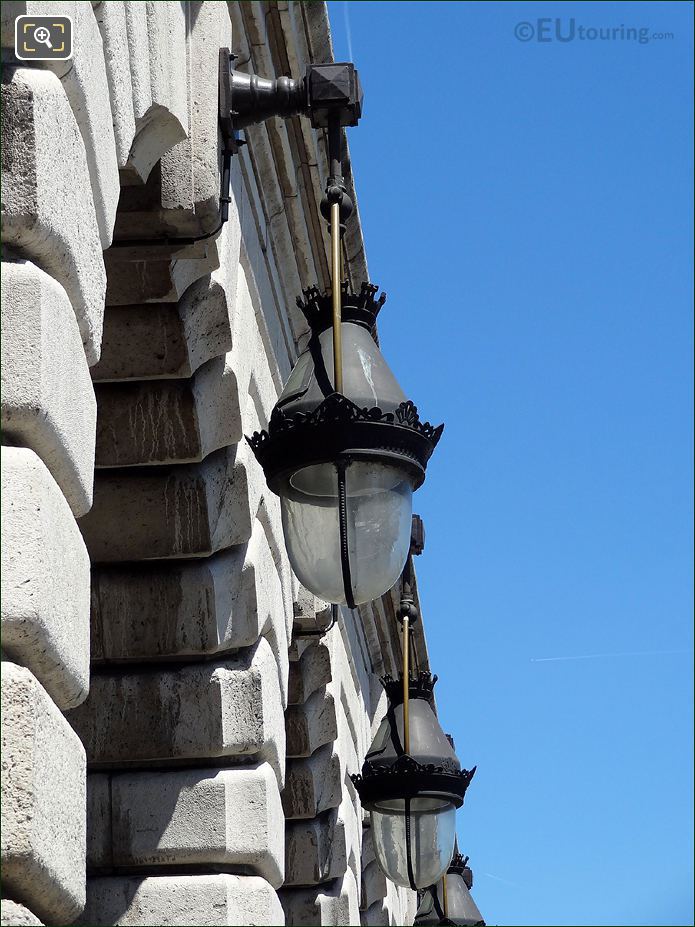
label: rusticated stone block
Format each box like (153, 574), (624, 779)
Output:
(89, 522), (289, 702)
(361, 880), (414, 927)
(1, 2), (119, 246)
(0, 900), (42, 926)
(92, 303), (187, 380)
(361, 823), (376, 869)
(118, 2), (188, 182)
(285, 687), (338, 759)
(288, 642), (332, 706)
(94, 354), (241, 467)
(103, 247), (220, 306)
(292, 586), (333, 636)
(284, 810), (347, 888)
(1, 261), (96, 516)
(68, 637), (285, 786)
(77, 874), (284, 926)
(280, 869), (359, 927)
(79, 441), (262, 562)
(90, 551), (250, 661)
(113, 3), (231, 238)
(282, 744), (342, 820)
(1, 447), (90, 709)
(361, 900), (389, 926)
(86, 773), (111, 871)
(91, 278), (232, 382)
(1, 67), (105, 365)
(360, 859), (388, 911)
(93, 0), (135, 168)
(1, 663), (86, 924)
(89, 765), (283, 887)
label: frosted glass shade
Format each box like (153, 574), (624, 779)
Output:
(415, 872), (486, 926)
(370, 797), (457, 890)
(281, 459), (413, 606)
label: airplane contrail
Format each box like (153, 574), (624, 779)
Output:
(483, 872), (520, 887)
(342, 1), (354, 60)
(530, 649), (691, 663)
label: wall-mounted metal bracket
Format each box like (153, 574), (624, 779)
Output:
(219, 51), (363, 133)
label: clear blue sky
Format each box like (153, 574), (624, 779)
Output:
(328, 3), (694, 925)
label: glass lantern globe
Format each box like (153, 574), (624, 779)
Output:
(281, 460), (413, 606)
(352, 673), (476, 891)
(371, 796), (457, 889)
(247, 283), (443, 607)
(414, 853), (486, 926)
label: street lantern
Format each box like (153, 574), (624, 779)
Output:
(229, 57), (443, 608)
(248, 283), (442, 606)
(415, 852), (486, 926)
(352, 671), (476, 890)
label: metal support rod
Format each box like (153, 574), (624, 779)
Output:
(331, 200), (343, 392)
(325, 111), (345, 394)
(442, 874), (450, 919)
(402, 614), (410, 755)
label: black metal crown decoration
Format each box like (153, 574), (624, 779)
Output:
(297, 281), (387, 335)
(381, 671), (439, 706)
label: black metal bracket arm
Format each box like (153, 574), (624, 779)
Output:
(220, 55), (363, 132)
(220, 53), (362, 230)
(397, 516), (426, 629)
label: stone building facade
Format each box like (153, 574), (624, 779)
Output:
(1, 3), (435, 925)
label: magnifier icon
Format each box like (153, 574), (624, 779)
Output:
(33, 26), (53, 49)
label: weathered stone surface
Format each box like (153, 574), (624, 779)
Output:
(280, 869), (359, 927)
(288, 642), (332, 706)
(141, 1), (188, 166)
(77, 874), (284, 926)
(361, 881), (415, 927)
(284, 810), (347, 888)
(94, 354), (241, 467)
(1, 261), (96, 516)
(91, 303), (187, 381)
(361, 823), (376, 869)
(68, 638), (285, 785)
(90, 518), (289, 700)
(93, 0), (135, 168)
(1, 67), (105, 365)
(79, 441), (261, 562)
(103, 247), (220, 307)
(1, 662), (86, 924)
(89, 765), (283, 887)
(1, 447), (90, 709)
(292, 586), (333, 636)
(0, 901), (42, 926)
(339, 791), (363, 887)
(86, 774), (111, 871)
(360, 859), (388, 911)
(1, 2), (119, 247)
(90, 552), (250, 661)
(115, 2), (230, 238)
(118, 2), (187, 182)
(286, 688), (338, 759)
(90, 538), (257, 660)
(91, 278), (232, 382)
(361, 899), (390, 926)
(256, 493), (295, 643)
(160, 1), (228, 233)
(282, 744), (342, 821)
